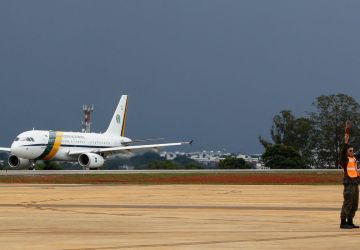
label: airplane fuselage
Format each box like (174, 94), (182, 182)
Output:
(11, 130), (132, 161)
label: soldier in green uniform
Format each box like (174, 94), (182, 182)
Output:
(340, 121), (360, 229)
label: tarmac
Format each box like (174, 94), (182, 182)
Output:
(0, 184), (359, 249)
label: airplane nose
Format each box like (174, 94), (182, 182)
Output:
(11, 144), (21, 155)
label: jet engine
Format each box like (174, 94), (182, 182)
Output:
(78, 153), (105, 169)
(8, 155), (31, 168)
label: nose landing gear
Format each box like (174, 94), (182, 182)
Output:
(29, 161), (36, 170)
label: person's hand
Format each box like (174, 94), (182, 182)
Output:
(345, 133), (350, 144)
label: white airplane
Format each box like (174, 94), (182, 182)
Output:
(0, 95), (192, 169)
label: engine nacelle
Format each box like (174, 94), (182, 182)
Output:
(78, 153), (105, 169)
(8, 155), (31, 168)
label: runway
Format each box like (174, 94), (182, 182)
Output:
(0, 184), (358, 249)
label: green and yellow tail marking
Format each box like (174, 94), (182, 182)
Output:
(121, 98), (128, 137)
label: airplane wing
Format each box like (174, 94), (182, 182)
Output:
(122, 138), (165, 146)
(67, 141), (193, 156)
(0, 147), (11, 152)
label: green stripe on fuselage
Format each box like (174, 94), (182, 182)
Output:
(35, 131), (57, 160)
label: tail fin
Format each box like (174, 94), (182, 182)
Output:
(105, 95), (128, 136)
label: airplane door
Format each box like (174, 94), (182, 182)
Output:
(42, 134), (49, 149)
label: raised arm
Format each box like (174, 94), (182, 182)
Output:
(340, 121), (351, 165)
(345, 120), (351, 145)
(345, 133), (350, 145)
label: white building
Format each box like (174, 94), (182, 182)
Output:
(161, 150), (266, 169)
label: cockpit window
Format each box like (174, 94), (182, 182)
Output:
(16, 137), (29, 142)
(14, 137), (35, 142)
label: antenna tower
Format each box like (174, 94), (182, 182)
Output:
(82, 104), (94, 133)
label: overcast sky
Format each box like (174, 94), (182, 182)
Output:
(1, 0), (360, 153)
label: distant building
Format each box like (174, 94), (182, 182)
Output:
(161, 150), (267, 169)
(236, 153), (268, 169)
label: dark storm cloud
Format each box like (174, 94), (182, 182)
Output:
(1, 0), (360, 153)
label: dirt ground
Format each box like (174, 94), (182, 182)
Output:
(0, 184), (359, 249)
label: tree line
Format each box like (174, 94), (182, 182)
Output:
(259, 93), (360, 169)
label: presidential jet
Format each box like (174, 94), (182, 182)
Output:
(0, 95), (192, 169)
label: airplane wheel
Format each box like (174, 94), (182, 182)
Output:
(29, 161), (36, 170)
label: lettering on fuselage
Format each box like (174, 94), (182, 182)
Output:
(63, 134), (85, 139)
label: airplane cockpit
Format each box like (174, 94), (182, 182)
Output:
(14, 137), (35, 142)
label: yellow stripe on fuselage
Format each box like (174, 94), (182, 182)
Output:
(44, 131), (64, 160)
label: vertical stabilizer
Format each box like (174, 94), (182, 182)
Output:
(105, 95), (128, 136)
